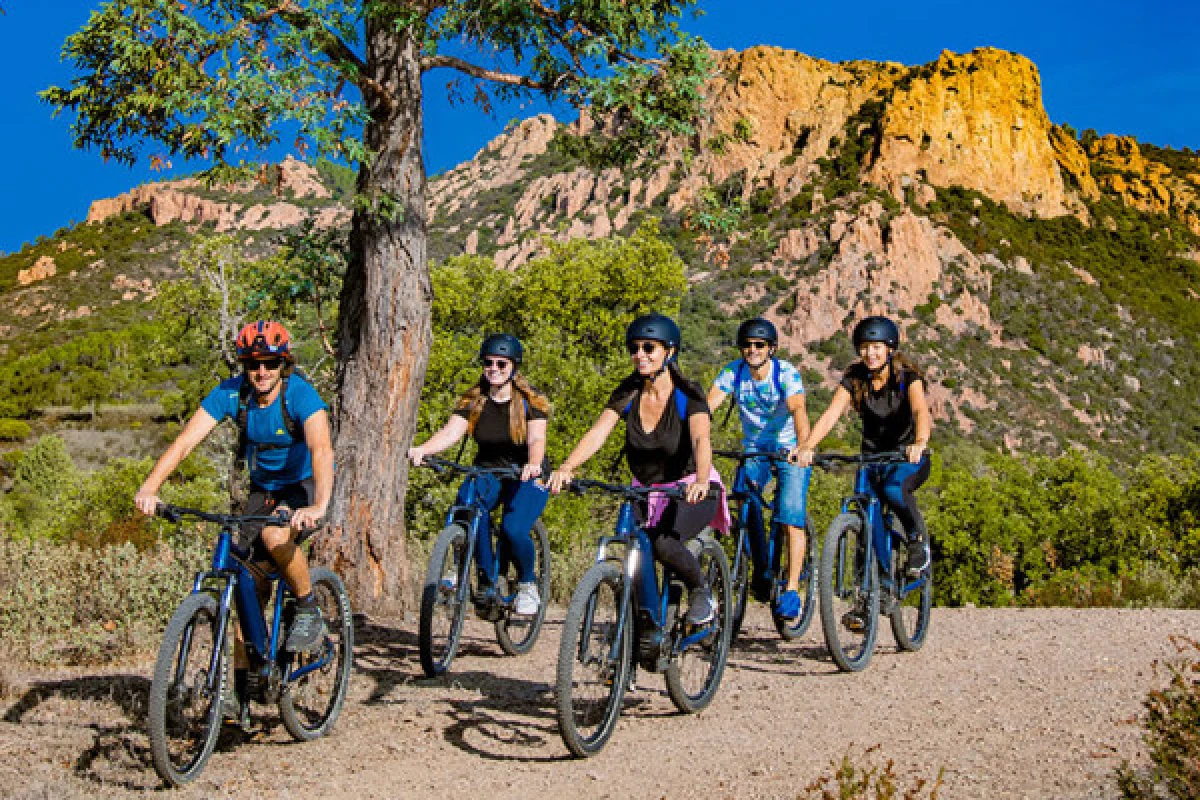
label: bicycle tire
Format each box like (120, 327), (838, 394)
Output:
(818, 513), (880, 672)
(773, 517), (819, 640)
(555, 561), (631, 758)
(495, 520), (551, 656)
(418, 523), (469, 677)
(890, 549), (933, 652)
(729, 537), (751, 638)
(665, 532), (733, 714)
(279, 567), (355, 740)
(148, 592), (227, 787)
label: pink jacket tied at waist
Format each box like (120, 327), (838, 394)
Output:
(633, 466), (731, 535)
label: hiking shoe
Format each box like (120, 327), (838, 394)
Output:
(906, 539), (930, 576)
(841, 609), (867, 634)
(685, 586), (716, 626)
(774, 589), (801, 621)
(286, 604), (327, 653)
(514, 581), (540, 615)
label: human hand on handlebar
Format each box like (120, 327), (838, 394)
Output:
(546, 467), (573, 493)
(290, 505), (324, 530)
(408, 447), (426, 467)
(134, 489), (160, 516)
(685, 481), (710, 504)
(521, 463), (543, 482)
(906, 443), (927, 464)
(794, 448), (815, 468)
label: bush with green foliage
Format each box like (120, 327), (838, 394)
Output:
(1116, 636), (1200, 799)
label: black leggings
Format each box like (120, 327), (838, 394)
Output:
(646, 489), (720, 589)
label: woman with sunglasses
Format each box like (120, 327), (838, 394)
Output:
(409, 333), (551, 615)
(707, 317), (812, 621)
(135, 320), (334, 725)
(547, 314), (728, 625)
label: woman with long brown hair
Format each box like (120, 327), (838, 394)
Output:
(409, 333), (551, 615)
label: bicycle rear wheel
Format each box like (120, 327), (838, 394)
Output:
(495, 521), (551, 656)
(148, 592), (227, 787)
(773, 517), (819, 640)
(279, 567), (355, 740)
(890, 548), (933, 652)
(556, 561), (631, 758)
(419, 523), (469, 677)
(665, 532), (733, 714)
(818, 513), (880, 672)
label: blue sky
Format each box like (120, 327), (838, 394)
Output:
(2, 1), (1198, 255)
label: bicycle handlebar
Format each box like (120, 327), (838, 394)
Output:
(568, 478), (688, 501)
(713, 448), (791, 462)
(810, 451), (917, 468)
(155, 503), (292, 528)
(419, 455), (523, 481)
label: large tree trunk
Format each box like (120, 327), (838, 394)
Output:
(314, 21), (430, 616)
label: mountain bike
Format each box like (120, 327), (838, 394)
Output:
(814, 452), (934, 673)
(416, 456), (552, 677)
(715, 449), (817, 640)
(147, 504), (353, 787)
(555, 479), (732, 757)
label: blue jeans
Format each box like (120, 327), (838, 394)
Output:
(742, 458), (812, 580)
(456, 475), (548, 584)
(866, 456), (930, 542)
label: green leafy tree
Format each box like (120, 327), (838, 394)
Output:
(44, 0), (712, 613)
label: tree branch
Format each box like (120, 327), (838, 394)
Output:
(420, 54), (561, 91)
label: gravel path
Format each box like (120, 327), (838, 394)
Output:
(3, 606), (1198, 799)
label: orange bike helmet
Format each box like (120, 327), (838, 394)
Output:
(235, 320), (293, 361)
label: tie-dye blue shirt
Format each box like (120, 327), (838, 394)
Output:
(713, 358), (806, 449)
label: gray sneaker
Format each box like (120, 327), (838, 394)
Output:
(685, 586), (716, 626)
(286, 604), (327, 653)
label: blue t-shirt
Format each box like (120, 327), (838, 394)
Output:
(713, 358), (806, 448)
(200, 374), (328, 490)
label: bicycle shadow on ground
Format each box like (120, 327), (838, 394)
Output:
(353, 617), (520, 706)
(2, 674), (161, 791)
(724, 630), (840, 678)
(438, 670), (570, 763)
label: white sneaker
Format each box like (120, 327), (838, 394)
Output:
(514, 582), (540, 615)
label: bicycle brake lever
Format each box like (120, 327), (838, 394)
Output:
(156, 503), (180, 523)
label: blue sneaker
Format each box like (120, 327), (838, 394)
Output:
(775, 589), (800, 621)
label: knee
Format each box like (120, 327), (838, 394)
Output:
(261, 524), (294, 553)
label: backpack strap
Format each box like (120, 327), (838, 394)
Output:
(236, 373), (303, 463)
(621, 387), (689, 420)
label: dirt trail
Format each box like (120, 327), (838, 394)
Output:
(3, 606), (1198, 799)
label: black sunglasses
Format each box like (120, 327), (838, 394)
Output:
(627, 341), (662, 356)
(742, 341), (770, 351)
(482, 358), (512, 369)
(245, 358), (284, 371)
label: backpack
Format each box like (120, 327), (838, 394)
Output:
(722, 357), (786, 429)
(235, 373), (305, 465)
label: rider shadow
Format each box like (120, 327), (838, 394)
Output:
(3, 673), (160, 791)
(438, 671), (567, 763)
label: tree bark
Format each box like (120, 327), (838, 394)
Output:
(314, 20), (430, 616)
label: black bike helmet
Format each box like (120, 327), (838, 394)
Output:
(851, 316), (900, 350)
(736, 317), (778, 348)
(480, 333), (523, 366)
(625, 313), (681, 361)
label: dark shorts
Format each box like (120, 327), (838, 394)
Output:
(239, 479), (314, 563)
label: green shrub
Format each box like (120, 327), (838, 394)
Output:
(1116, 636), (1200, 799)
(0, 419), (31, 441)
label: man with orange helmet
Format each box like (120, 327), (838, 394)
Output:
(135, 321), (334, 723)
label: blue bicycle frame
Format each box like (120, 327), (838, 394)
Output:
(188, 525), (331, 697)
(842, 465), (928, 601)
(589, 492), (716, 667)
(443, 471), (517, 608)
(730, 458), (785, 587)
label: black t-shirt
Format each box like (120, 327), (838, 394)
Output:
(840, 362), (924, 454)
(605, 382), (709, 485)
(453, 394), (549, 470)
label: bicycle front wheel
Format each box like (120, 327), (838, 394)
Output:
(419, 523), (469, 677)
(279, 567), (355, 741)
(148, 592), (227, 787)
(773, 517), (819, 640)
(890, 548), (933, 652)
(665, 532), (733, 714)
(495, 520), (551, 656)
(818, 513), (880, 672)
(556, 561), (631, 758)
